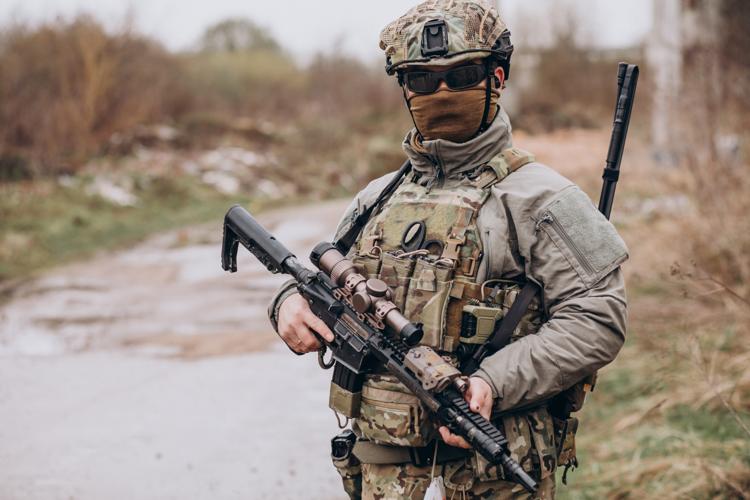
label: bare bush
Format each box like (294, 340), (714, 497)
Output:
(0, 16), (190, 177)
(0, 16), (408, 181)
(302, 52), (404, 128)
(181, 48), (300, 120)
(512, 7), (642, 132)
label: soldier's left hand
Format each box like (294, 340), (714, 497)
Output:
(438, 376), (493, 449)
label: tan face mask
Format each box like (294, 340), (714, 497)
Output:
(407, 87), (499, 143)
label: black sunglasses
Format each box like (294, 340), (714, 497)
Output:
(401, 64), (488, 94)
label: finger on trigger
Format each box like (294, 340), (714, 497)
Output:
(439, 427), (453, 446)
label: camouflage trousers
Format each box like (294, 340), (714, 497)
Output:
(349, 460), (555, 500)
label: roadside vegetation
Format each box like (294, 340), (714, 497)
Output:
(0, 16), (408, 281)
(557, 151), (750, 499)
(0, 174), (254, 281)
(557, 3), (750, 496)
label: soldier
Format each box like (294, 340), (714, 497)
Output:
(268, 1), (628, 498)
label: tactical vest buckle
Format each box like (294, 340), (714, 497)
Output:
(442, 234), (466, 262)
(460, 257), (478, 277)
(360, 228), (383, 255)
(408, 445), (435, 467)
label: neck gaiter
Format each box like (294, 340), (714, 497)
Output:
(407, 87), (499, 143)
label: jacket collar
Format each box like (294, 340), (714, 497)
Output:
(402, 107), (514, 182)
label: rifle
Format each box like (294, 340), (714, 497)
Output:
(221, 205), (538, 494)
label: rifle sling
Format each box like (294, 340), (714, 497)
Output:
(334, 160), (411, 254)
(486, 281), (540, 353)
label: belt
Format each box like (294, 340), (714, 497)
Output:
(353, 440), (472, 467)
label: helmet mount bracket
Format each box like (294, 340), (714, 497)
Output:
(421, 19), (449, 57)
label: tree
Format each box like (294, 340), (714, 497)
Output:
(198, 18), (281, 53)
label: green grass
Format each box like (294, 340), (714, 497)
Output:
(554, 271), (750, 499)
(667, 405), (750, 443)
(0, 172), (256, 282)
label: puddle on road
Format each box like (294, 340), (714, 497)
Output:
(0, 201), (346, 359)
(122, 330), (279, 360)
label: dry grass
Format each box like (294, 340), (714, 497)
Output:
(526, 128), (750, 499)
(674, 0), (750, 293)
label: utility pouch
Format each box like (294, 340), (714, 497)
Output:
(549, 380), (588, 419)
(553, 416), (579, 484)
(331, 429), (362, 500)
(378, 252), (415, 311)
(403, 258), (454, 349)
(471, 407), (557, 482)
(351, 253), (381, 280)
(356, 373), (437, 447)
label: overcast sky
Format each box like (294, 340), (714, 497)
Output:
(1, 0), (653, 62)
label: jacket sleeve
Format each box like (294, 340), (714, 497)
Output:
(266, 171), (399, 331)
(473, 185), (629, 412)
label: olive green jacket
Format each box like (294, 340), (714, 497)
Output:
(268, 108), (628, 412)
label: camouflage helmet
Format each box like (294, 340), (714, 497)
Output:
(379, 0), (513, 76)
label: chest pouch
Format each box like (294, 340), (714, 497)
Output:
(351, 253), (381, 280)
(402, 256), (455, 349)
(378, 252), (416, 311)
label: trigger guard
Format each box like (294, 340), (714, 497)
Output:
(318, 345), (335, 369)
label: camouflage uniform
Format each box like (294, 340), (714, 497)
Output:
(362, 463), (555, 500)
(268, 2), (628, 498)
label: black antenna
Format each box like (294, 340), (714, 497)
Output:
(598, 63), (639, 220)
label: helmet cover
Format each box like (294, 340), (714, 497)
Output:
(379, 0), (513, 75)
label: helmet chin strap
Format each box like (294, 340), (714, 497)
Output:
(475, 72), (494, 137)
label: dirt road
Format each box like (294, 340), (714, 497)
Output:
(0, 200), (351, 500)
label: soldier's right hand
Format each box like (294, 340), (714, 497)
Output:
(277, 292), (335, 354)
